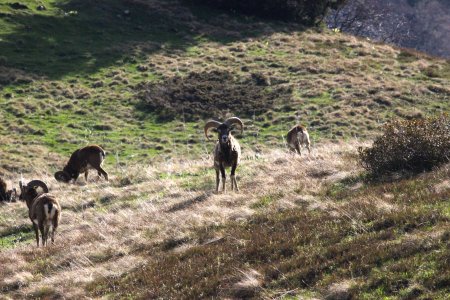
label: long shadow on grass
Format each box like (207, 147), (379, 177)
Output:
(0, 0), (303, 81)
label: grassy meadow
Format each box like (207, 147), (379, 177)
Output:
(0, 0), (449, 299)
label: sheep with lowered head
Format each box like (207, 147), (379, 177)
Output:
(55, 145), (108, 183)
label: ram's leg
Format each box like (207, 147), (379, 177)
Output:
(220, 164), (226, 193)
(231, 162), (239, 192)
(39, 222), (45, 247)
(304, 133), (311, 155)
(33, 223), (39, 247)
(84, 170), (89, 181)
(51, 216), (58, 244)
(97, 167), (109, 181)
(295, 142), (301, 155)
(288, 144), (296, 154)
(43, 225), (50, 247)
(215, 168), (220, 193)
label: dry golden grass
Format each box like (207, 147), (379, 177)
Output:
(0, 141), (368, 298)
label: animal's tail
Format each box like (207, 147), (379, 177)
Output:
(44, 203), (57, 219)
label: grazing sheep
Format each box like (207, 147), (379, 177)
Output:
(0, 177), (16, 202)
(204, 117), (244, 193)
(55, 145), (108, 183)
(287, 124), (311, 155)
(19, 180), (61, 247)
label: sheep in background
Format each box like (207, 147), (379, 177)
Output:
(0, 177), (16, 202)
(287, 125), (311, 155)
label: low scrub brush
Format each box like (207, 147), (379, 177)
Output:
(359, 114), (450, 174)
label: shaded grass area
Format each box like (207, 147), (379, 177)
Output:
(0, 1), (179, 78)
(0, 0), (276, 80)
(88, 165), (450, 299)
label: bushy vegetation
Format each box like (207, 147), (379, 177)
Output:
(187, 0), (347, 24)
(359, 114), (450, 175)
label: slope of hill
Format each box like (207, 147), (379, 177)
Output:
(1, 0), (449, 175)
(0, 0), (449, 299)
(1, 143), (449, 299)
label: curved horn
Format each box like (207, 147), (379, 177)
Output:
(26, 180), (49, 193)
(204, 120), (221, 141)
(55, 171), (70, 183)
(224, 117), (244, 135)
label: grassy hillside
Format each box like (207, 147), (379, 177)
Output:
(1, 0), (449, 174)
(0, 0), (449, 299)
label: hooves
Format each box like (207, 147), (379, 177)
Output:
(215, 189), (239, 194)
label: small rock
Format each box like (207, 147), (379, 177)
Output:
(37, 5), (46, 11)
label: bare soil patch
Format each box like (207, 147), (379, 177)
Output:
(137, 70), (292, 121)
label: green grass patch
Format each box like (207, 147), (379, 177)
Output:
(0, 224), (34, 249)
(251, 191), (284, 208)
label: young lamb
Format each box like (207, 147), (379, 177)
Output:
(204, 117), (244, 193)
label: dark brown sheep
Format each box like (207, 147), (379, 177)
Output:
(204, 117), (243, 193)
(55, 145), (108, 183)
(0, 177), (16, 202)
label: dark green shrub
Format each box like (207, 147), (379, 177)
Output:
(187, 0), (347, 25)
(359, 114), (450, 174)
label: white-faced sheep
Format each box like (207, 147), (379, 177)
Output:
(287, 124), (311, 155)
(55, 145), (108, 183)
(19, 180), (61, 247)
(0, 177), (16, 202)
(204, 117), (244, 193)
